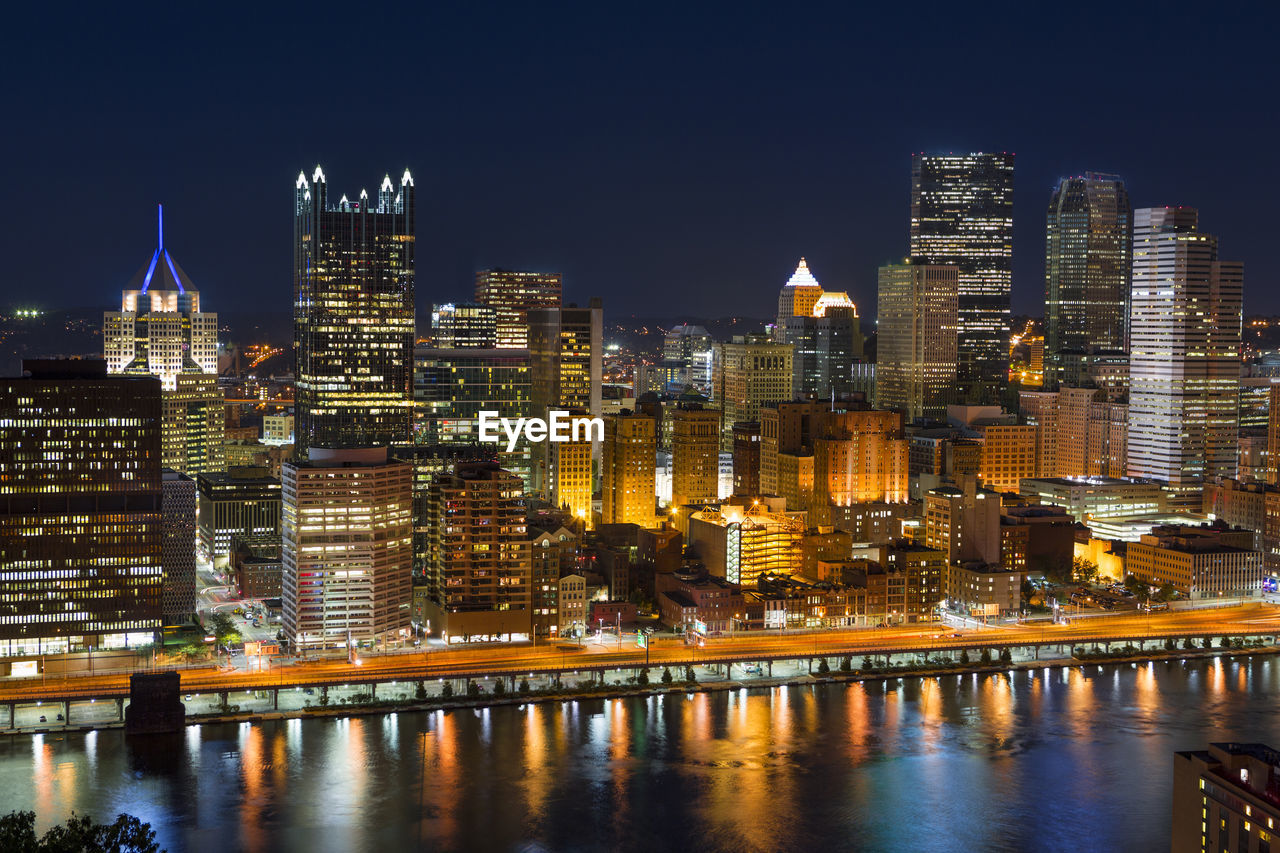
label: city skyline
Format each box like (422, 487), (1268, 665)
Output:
(1, 5), (1276, 319)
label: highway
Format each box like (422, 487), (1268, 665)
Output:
(4, 604), (1279, 704)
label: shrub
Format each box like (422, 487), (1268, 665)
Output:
(415, 681), (426, 700)
(999, 649), (1012, 665)
(1182, 638), (1194, 650)
(839, 656), (852, 672)
(661, 667), (673, 684)
(467, 681), (482, 697)
(493, 679), (506, 696)
(817, 658), (831, 674)
(518, 678), (531, 694)
(862, 656), (875, 671)
(684, 666), (696, 685)
(441, 682), (454, 699)
(959, 650), (971, 666)
(979, 649), (992, 665)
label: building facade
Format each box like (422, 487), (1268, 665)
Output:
(475, 269), (562, 350)
(875, 261), (959, 421)
(909, 152), (1015, 402)
(161, 470), (197, 625)
(293, 167), (415, 454)
(602, 411), (657, 527)
(282, 447), (413, 650)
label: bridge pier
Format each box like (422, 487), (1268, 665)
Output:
(116, 698), (124, 721)
(767, 661), (773, 677)
(370, 683), (376, 701)
(273, 689), (279, 710)
(63, 700), (70, 724)
(6, 703), (12, 730)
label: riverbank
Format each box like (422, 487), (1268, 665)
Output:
(5, 643), (1275, 737)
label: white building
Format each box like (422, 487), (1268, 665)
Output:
(1126, 207), (1243, 508)
(282, 447), (413, 651)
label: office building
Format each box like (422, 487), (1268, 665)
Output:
(0, 360), (164, 656)
(732, 421), (761, 496)
(774, 257), (825, 334)
(529, 301), (603, 496)
(1127, 207), (1243, 507)
(924, 482), (1002, 566)
(602, 410), (657, 527)
(161, 470), (197, 625)
(945, 563), (1023, 617)
(282, 447), (413, 650)
(263, 414), (295, 445)
(548, 435), (593, 525)
(558, 573), (588, 638)
(1172, 742), (1280, 853)
(103, 206), (224, 475)
(662, 324), (715, 395)
(293, 167), (415, 454)
(875, 261), (959, 421)
(1019, 476), (1165, 523)
(772, 259), (864, 398)
(430, 302), (497, 348)
(231, 534), (283, 601)
(424, 462), (532, 642)
(909, 152), (1015, 401)
(671, 403), (721, 508)
(1126, 524), (1262, 599)
(1044, 173), (1133, 385)
(713, 334), (793, 450)
(475, 269), (562, 350)
(197, 466), (282, 564)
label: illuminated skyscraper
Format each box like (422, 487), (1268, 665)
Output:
(1127, 207), (1243, 507)
(774, 257), (824, 337)
(104, 205), (224, 474)
(662, 324), (715, 395)
(161, 470), (197, 625)
(602, 410), (657, 527)
(909, 153), (1015, 402)
(0, 360), (164, 656)
(282, 447), (413, 650)
(875, 261), (959, 421)
(430, 302), (497, 348)
(475, 269), (562, 349)
(670, 402), (721, 508)
(528, 301), (603, 497)
(1044, 173), (1132, 385)
(424, 461), (532, 642)
(293, 166), (415, 455)
(713, 334), (793, 450)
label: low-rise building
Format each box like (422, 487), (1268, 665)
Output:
(1019, 476), (1165, 524)
(230, 534), (283, 600)
(656, 569), (745, 634)
(945, 562), (1023, 617)
(1126, 524), (1263, 600)
(558, 574), (588, 638)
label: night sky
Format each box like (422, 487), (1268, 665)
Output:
(3, 2), (1276, 324)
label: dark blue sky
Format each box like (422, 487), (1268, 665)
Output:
(2, 2), (1275, 323)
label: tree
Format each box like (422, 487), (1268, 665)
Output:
(817, 658), (830, 674)
(415, 681), (427, 700)
(1182, 638), (1194, 650)
(684, 666), (696, 685)
(1164, 638), (1176, 651)
(493, 679), (506, 696)
(959, 650), (971, 666)
(637, 668), (649, 686)
(1020, 578), (1036, 608)
(176, 643), (206, 663)
(979, 649), (992, 665)
(207, 612), (239, 645)
(862, 656), (875, 671)
(999, 649), (1012, 665)
(441, 682), (454, 699)
(0, 810), (163, 853)
(661, 667), (673, 684)
(467, 680), (482, 697)
(1202, 637), (1213, 650)
(1071, 557), (1100, 585)
(1153, 582), (1177, 603)
(518, 678), (531, 694)
(839, 656), (852, 672)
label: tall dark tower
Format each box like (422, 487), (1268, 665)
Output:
(909, 152), (1014, 404)
(1044, 172), (1133, 386)
(293, 166), (415, 455)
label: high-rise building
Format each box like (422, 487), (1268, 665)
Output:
(161, 470), (197, 625)
(293, 167), (415, 455)
(412, 345), (533, 484)
(430, 302), (497, 348)
(282, 447), (413, 650)
(0, 360), (164, 656)
(1268, 384), (1280, 486)
(196, 466), (282, 564)
(671, 403), (721, 508)
(528, 301), (603, 496)
(602, 410), (657, 527)
(909, 153), (1015, 402)
(774, 257), (824, 336)
(687, 503), (804, 586)
(732, 421), (761, 496)
(713, 334), (793, 450)
(424, 462), (532, 642)
(475, 269), (562, 350)
(104, 206), (224, 475)
(1127, 207), (1243, 507)
(548, 436), (593, 525)
(875, 261), (959, 421)
(662, 324), (715, 395)
(1044, 173), (1133, 385)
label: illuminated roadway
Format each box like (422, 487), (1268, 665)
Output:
(5, 604), (1280, 704)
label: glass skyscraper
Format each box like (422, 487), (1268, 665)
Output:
(909, 153), (1014, 402)
(1126, 207), (1243, 507)
(875, 261), (960, 422)
(293, 166), (415, 455)
(475, 269), (562, 350)
(1044, 173), (1132, 385)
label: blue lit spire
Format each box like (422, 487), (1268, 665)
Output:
(136, 204), (190, 295)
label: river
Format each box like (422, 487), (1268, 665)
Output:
(1, 655), (1275, 852)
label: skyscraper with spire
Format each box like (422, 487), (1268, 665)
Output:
(293, 166), (415, 455)
(104, 205), (224, 474)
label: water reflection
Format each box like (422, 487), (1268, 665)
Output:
(1, 658), (1279, 851)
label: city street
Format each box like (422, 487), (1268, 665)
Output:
(4, 602), (1279, 704)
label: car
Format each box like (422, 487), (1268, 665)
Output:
(38, 715), (46, 723)
(949, 632), (962, 638)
